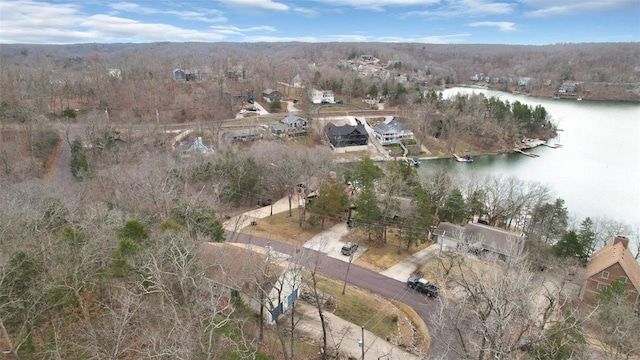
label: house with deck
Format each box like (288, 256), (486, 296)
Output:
(583, 235), (640, 305)
(372, 118), (414, 145)
(325, 123), (368, 148)
(270, 115), (308, 137)
(223, 128), (262, 143)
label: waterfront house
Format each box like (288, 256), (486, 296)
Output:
(325, 123), (368, 148)
(372, 118), (414, 145)
(583, 235), (640, 305)
(433, 222), (526, 264)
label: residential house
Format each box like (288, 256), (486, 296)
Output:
(108, 68), (121, 80)
(200, 242), (302, 324)
(190, 136), (215, 154)
(557, 81), (577, 94)
(325, 123), (368, 148)
(226, 65), (244, 80)
(269, 115), (308, 137)
(583, 236), (640, 305)
(361, 54), (375, 62)
(223, 128), (262, 143)
(433, 222), (526, 264)
(173, 68), (186, 81)
(518, 77), (532, 86)
(292, 74), (303, 88)
(262, 88), (283, 103)
(173, 68), (202, 81)
(310, 89), (335, 104)
(372, 118), (414, 145)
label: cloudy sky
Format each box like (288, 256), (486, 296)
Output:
(0, 0), (638, 44)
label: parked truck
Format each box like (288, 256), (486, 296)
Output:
(407, 276), (439, 298)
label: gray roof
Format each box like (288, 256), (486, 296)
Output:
(435, 222), (525, 259)
(374, 119), (410, 133)
(325, 123), (366, 136)
(433, 222), (464, 237)
(225, 128), (261, 138)
(281, 115), (305, 125)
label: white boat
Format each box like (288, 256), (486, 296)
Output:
(454, 154), (473, 163)
(577, 97), (583, 101)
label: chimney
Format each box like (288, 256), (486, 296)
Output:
(613, 235), (629, 249)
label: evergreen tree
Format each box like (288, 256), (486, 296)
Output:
(352, 185), (381, 241)
(308, 175), (348, 228)
(441, 188), (466, 223)
(552, 230), (586, 262)
(577, 217), (596, 260)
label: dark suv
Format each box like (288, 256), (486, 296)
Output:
(341, 242), (359, 256)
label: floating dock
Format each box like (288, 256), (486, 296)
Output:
(514, 149), (539, 157)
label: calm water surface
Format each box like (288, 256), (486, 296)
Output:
(419, 87), (640, 227)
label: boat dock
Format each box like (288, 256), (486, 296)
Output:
(514, 149), (539, 157)
(453, 154), (473, 162)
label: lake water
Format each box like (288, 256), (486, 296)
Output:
(419, 87), (640, 228)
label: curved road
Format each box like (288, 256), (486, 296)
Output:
(228, 231), (451, 358)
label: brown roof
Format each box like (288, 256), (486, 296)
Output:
(198, 242), (283, 296)
(586, 238), (640, 292)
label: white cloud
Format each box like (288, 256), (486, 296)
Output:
(318, 0), (439, 11)
(468, 21), (516, 32)
(216, 0), (289, 11)
(522, 0), (639, 17)
(109, 2), (227, 23)
(82, 15), (226, 41)
(409, 0), (514, 18)
(209, 25), (276, 36)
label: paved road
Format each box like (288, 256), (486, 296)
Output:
(227, 230), (451, 358)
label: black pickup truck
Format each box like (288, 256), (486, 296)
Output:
(407, 276), (439, 298)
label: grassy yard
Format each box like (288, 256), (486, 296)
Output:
(240, 210), (342, 246)
(344, 228), (435, 272)
(311, 274), (430, 353)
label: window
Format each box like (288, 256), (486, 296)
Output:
(619, 276), (628, 283)
(601, 271), (609, 279)
(597, 284), (607, 291)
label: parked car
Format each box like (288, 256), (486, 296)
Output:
(248, 107), (258, 111)
(247, 98), (254, 104)
(407, 276), (439, 297)
(257, 198), (272, 206)
(341, 242), (359, 256)
(335, 100), (343, 104)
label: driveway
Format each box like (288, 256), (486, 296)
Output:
(302, 223), (368, 260)
(381, 243), (441, 282)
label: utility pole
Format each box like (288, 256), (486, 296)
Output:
(361, 325), (365, 360)
(342, 251), (355, 295)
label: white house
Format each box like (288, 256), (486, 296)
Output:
(200, 242), (302, 324)
(310, 89), (335, 104)
(372, 118), (414, 145)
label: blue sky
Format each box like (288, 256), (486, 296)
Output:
(1, 0), (638, 44)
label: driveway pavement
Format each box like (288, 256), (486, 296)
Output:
(381, 244), (441, 282)
(302, 223), (364, 260)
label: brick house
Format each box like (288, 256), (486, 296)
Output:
(583, 236), (640, 305)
